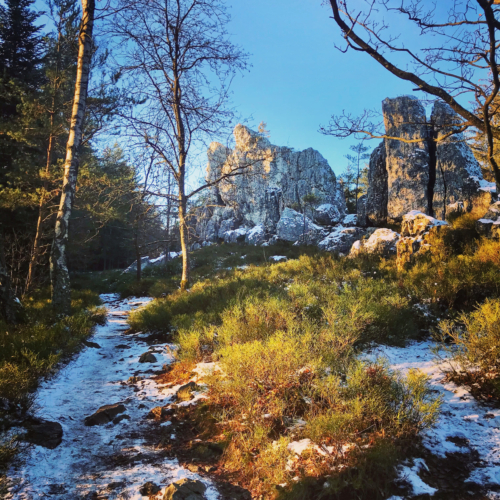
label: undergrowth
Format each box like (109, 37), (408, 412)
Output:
(126, 228), (500, 497)
(435, 298), (500, 402)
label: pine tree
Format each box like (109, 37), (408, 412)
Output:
(0, 0), (44, 320)
(0, 0), (44, 86)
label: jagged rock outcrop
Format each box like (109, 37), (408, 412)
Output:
(383, 96), (432, 220)
(196, 125), (346, 244)
(431, 102), (488, 220)
(359, 97), (497, 226)
(363, 141), (388, 226)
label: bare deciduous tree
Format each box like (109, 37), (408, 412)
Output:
(111, 0), (249, 290)
(326, 0), (500, 189)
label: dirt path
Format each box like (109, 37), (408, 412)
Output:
(6, 294), (219, 500)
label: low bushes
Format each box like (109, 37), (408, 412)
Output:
(0, 290), (104, 405)
(437, 298), (500, 400)
(126, 228), (500, 496)
(203, 326), (439, 497)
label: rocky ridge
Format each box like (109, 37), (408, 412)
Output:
(195, 125), (347, 246)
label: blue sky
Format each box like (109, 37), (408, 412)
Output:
(227, 0), (417, 176)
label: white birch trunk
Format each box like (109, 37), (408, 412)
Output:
(50, 0), (95, 315)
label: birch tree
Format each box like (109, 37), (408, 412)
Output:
(50, 0), (95, 315)
(112, 0), (248, 290)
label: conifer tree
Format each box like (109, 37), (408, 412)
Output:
(0, 0), (44, 320)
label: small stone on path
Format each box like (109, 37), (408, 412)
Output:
(163, 478), (206, 500)
(84, 403), (126, 426)
(82, 339), (101, 349)
(139, 352), (157, 363)
(24, 418), (63, 449)
(139, 481), (161, 495)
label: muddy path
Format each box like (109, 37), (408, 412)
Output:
(6, 294), (219, 500)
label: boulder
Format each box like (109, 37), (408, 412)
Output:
(245, 225), (266, 246)
(176, 381), (199, 402)
(24, 418), (63, 449)
(482, 201), (500, 221)
(84, 403), (126, 426)
(139, 352), (157, 363)
(147, 405), (174, 420)
(223, 227), (249, 244)
(349, 228), (399, 257)
(276, 208), (326, 244)
(318, 226), (365, 254)
(476, 218), (500, 239)
(396, 211), (448, 270)
(342, 214), (357, 226)
(400, 210), (448, 237)
(163, 479), (206, 500)
(313, 203), (342, 225)
(140, 482), (161, 496)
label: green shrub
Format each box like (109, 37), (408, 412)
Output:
(0, 289), (103, 405)
(438, 298), (500, 375)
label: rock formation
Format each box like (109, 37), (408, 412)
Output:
(476, 201), (500, 239)
(359, 96), (497, 226)
(364, 141), (388, 226)
(196, 124), (347, 244)
(384, 96), (432, 219)
(350, 228), (399, 258)
(396, 211), (449, 271)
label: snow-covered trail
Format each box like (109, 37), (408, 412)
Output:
(7, 294), (219, 500)
(370, 341), (500, 498)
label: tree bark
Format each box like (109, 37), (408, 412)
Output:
(50, 0), (95, 315)
(26, 129), (55, 294)
(178, 192), (190, 291)
(0, 228), (21, 323)
(135, 230), (142, 281)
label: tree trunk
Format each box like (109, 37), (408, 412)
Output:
(178, 193), (190, 291)
(50, 0), (95, 316)
(135, 231), (142, 281)
(26, 131), (55, 294)
(0, 229), (21, 323)
(165, 174), (172, 262)
(355, 160), (360, 214)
